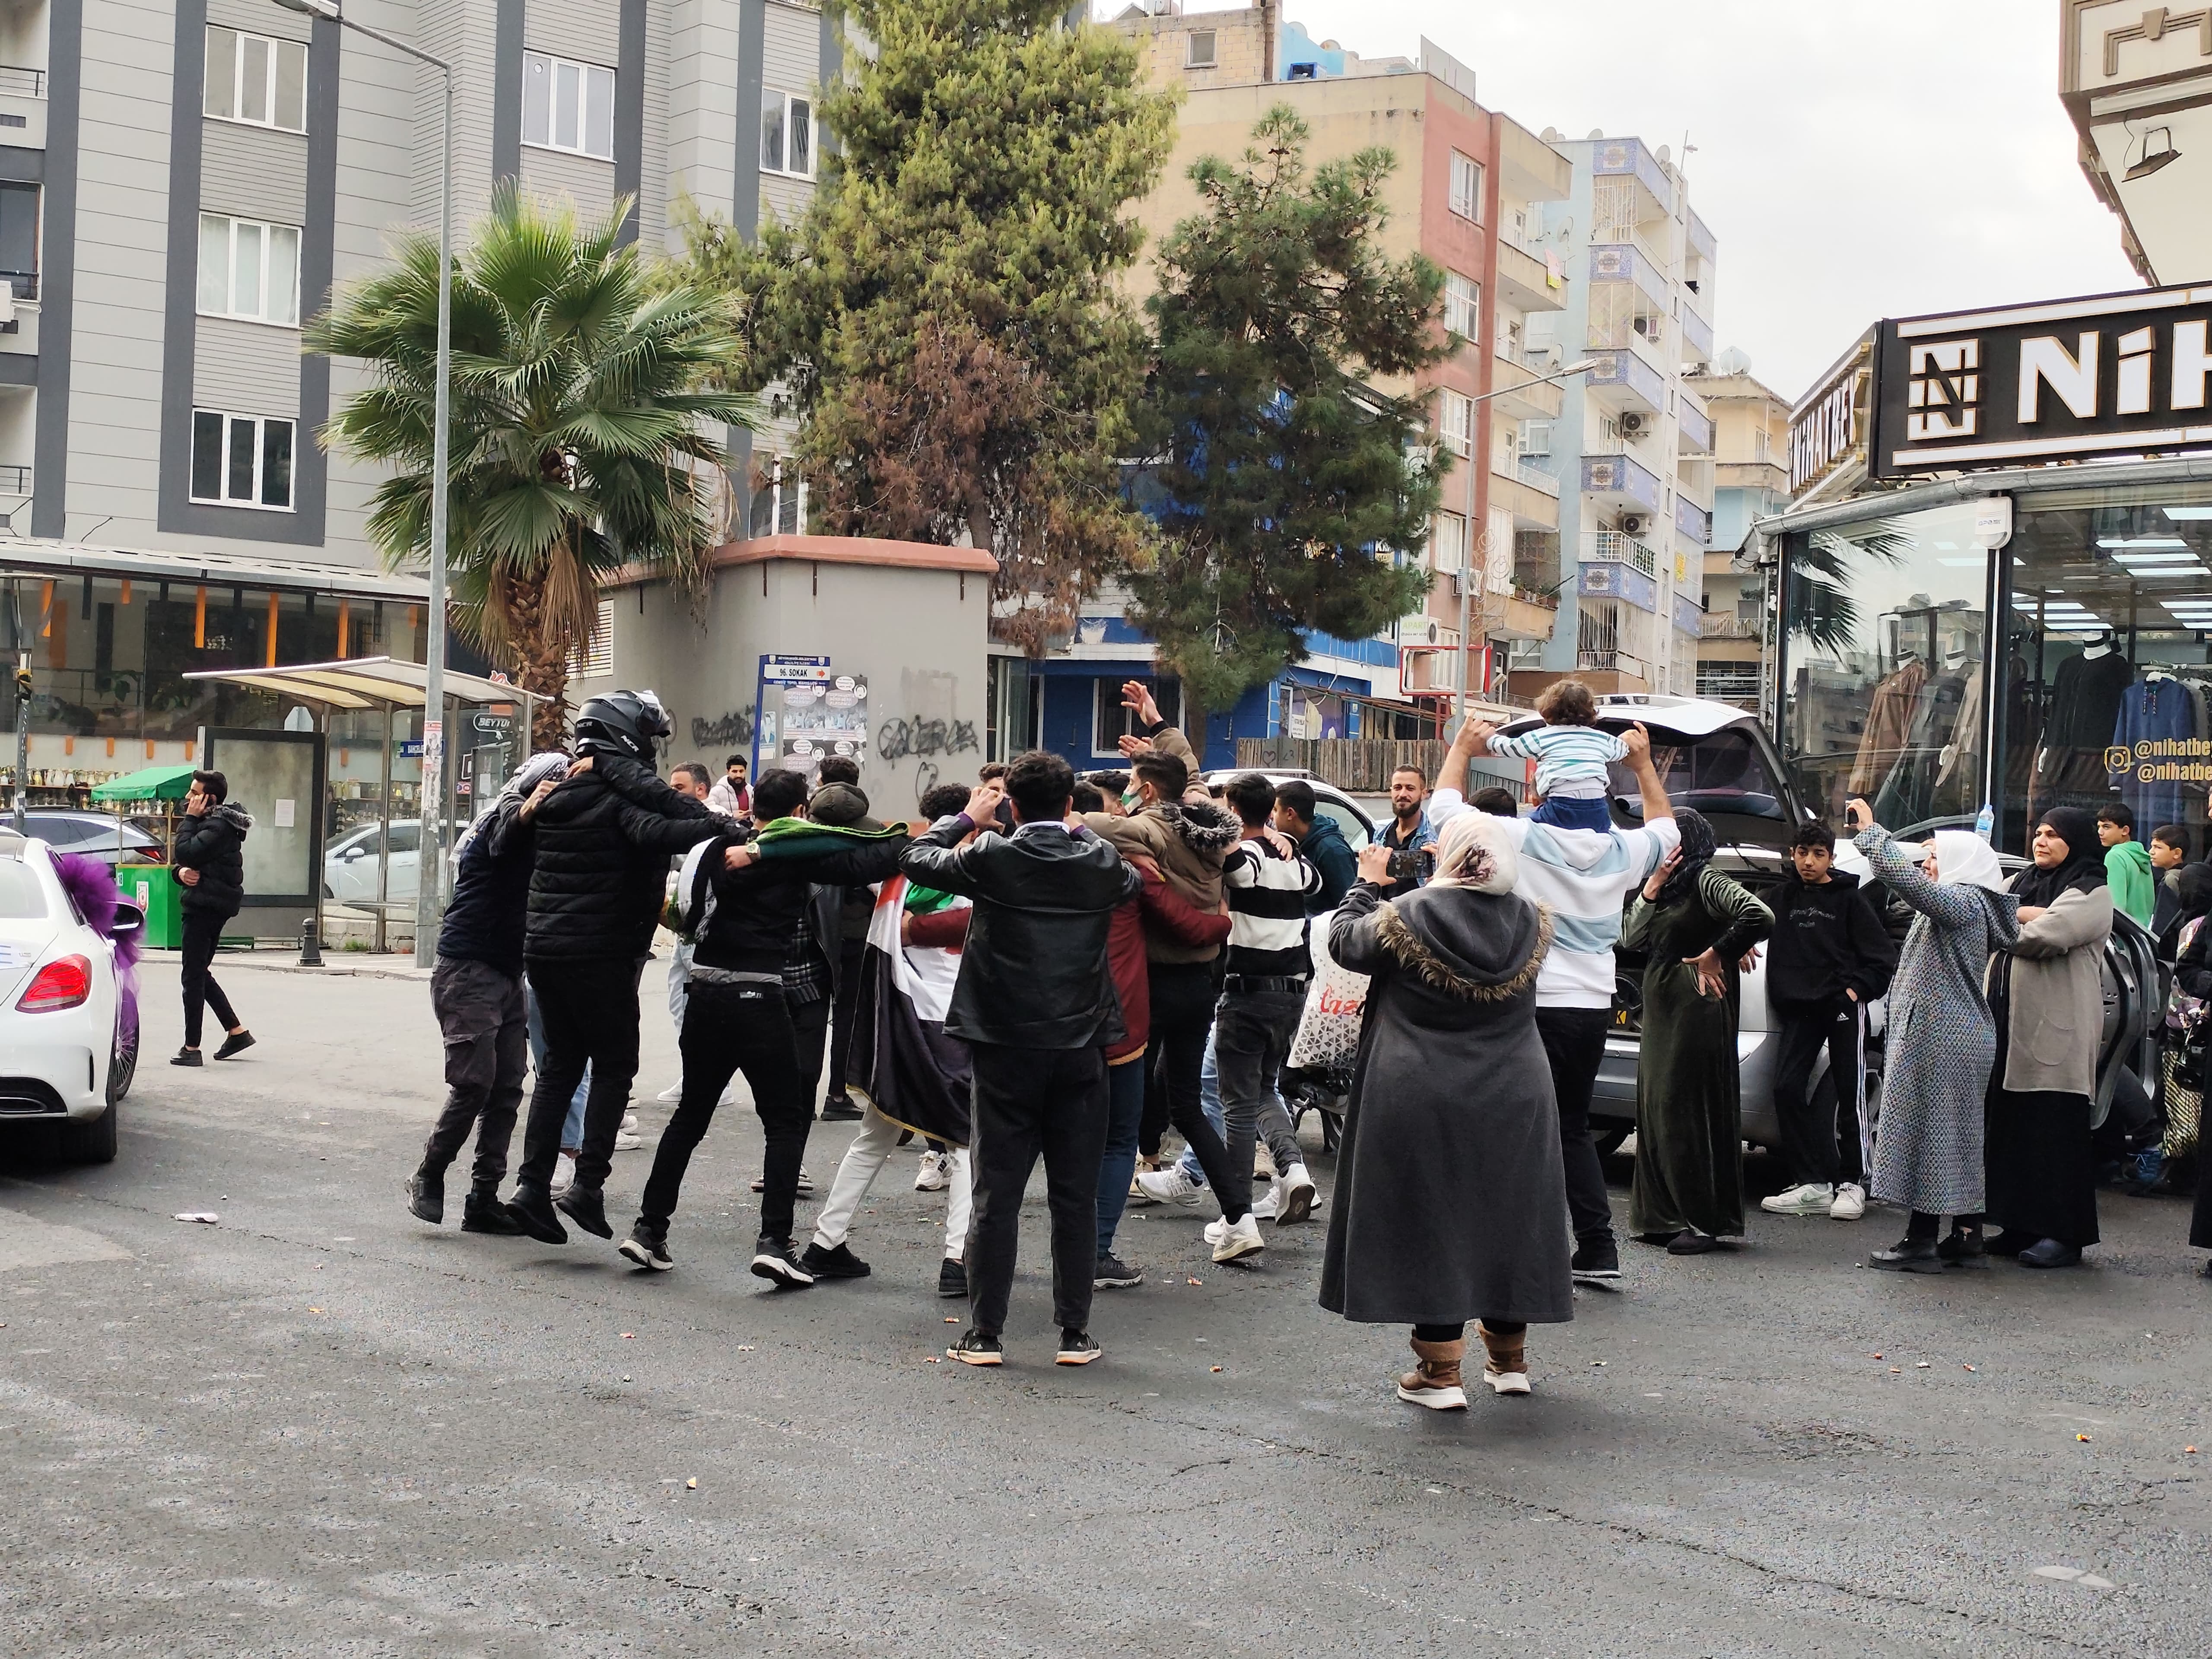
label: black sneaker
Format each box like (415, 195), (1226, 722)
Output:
(798, 1240), (871, 1279)
(1570, 1236), (1621, 1281)
(1666, 1230), (1719, 1255)
(170, 1048), (202, 1068)
(460, 1189), (524, 1235)
(1871, 1236), (1942, 1273)
(1936, 1228), (1987, 1268)
(937, 1258), (968, 1299)
(947, 1328), (1003, 1366)
(819, 1098), (864, 1122)
(1094, 1252), (1143, 1289)
(505, 1186), (569, 1245)
(750, 1235), (816, 1289)
(554, 1181), (613, 1239)
(619, 1221), (674, 1271)
(213, 1030), (256, 1061)
(1055, 1328), (1103, 1366)
(406, 1168), (444, 1225)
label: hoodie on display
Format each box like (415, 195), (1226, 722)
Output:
(1764, 867), (1898, 1009)
(2105, 838), (2154, 928)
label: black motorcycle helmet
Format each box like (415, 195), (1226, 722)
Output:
(573, 690), (672, 764)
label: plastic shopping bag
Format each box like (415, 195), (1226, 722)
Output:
(1287, 907), (1370, 1070)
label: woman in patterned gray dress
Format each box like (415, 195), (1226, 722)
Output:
(1848, 805), (2019, 1272)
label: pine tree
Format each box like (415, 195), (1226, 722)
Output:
(1127, 106), (1449, 712)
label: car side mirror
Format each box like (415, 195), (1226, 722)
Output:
(111, 901), (144, 936)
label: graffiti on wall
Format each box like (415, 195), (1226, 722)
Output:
(690, 708), (756, 750)
(875, 716), (978, 763)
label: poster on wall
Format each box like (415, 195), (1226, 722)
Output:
(753, 656), (867, 783)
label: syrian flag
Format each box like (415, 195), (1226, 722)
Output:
(847, 875), (972, 1147)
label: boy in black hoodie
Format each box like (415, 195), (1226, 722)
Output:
(1758, 819), (1897, 1222)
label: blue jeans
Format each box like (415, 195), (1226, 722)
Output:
(524, 980), (591, 1149)
(1530, 793), (1610, 830)
(1178, 1024), (1303, 1185)
(1095, 1056), (1148, 1259)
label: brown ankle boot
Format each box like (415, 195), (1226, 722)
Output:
(1395, 1335), (1469, 1411)
(1477, 1322), (1530, 1395)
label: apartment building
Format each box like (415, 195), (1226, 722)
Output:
(1683, 353), (1788, 710)
(1035, 0), (1568, 769)
(0, 0), (828, 799)
(2060, 0), (2212, 284)
(1520, 133), (1716, 698)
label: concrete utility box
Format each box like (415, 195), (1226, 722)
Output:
(602, 534), (999, 817)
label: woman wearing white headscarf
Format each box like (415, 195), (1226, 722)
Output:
(1847, 803), (2020, 1271)
(1319, 811), (1567, 1410)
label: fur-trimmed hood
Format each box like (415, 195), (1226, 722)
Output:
(1147, 798), (1241, 855)
(1374, 891), (1551, 1003)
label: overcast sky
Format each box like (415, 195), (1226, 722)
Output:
(1107, 0), (2144, 404)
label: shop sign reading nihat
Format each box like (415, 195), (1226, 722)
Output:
(1870, 281), (2212, 479)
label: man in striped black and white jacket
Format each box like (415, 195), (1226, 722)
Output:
(1208, 772), (1323, 1265)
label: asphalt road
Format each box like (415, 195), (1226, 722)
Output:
(2, 958), (2209, 1657)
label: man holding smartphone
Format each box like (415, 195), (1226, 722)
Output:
(1375, 764), (1438, 896)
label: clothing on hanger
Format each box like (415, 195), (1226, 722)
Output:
(2113, 674), (2196, 829)
(1849, 655), (1928, 797)
(2043, 647), (2133, 751)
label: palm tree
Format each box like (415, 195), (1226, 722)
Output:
(307, 184), (757, 748)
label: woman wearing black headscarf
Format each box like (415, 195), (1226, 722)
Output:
(1622, 808), (1774, 1253)
(1985, 806), (2115, 1268)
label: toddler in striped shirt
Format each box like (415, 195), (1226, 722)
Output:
(1484, 679), (1627, 830)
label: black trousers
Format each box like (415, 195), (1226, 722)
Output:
(517, 957), (644, 1195)
(1536, 1006), (1615, 1245)
(966, 1042), (1110, 1336)
(639, 980), (815, 1241)
(1144, 961), (1247, 1220)
(421, 955), (528, 1189)
(179, 909), (240, 1049)
(790, 994), (830, 1110)
(1771, 998), (1866, 1189)
(824, 937), (868, 1103)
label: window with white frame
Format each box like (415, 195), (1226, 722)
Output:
(1449, 150), (1482, 222)
(761, 91), (814, 178)
(197, 215), (300, 326)
(569, 595), (616, 680)
(1443, 272), (1479, 343)
(1185, 29), (1217, 67)
(1431, 510), (1467, 574)
(204, 26), (307, 133)
(1437, 389), (1474, 458)
(522, 51), (615, 160)
(189, 410), (295, 510)
(1521, 419), (1552, 458)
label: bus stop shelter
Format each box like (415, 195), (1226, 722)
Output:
(184, 657), (539, 953)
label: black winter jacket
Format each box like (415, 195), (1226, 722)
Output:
(524, 754), (738, 962)
(899, 817), (1141, 1049)
(437, 798), (535, 976)
(1765, 868), (1897, 1009)
(172, 802), (251, 918)
(686, 830), (909, 979)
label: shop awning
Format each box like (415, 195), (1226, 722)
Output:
(88, 763), (198, 803)
(183, 655), (530, 712)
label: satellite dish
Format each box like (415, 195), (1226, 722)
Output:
(1586, 128), (1604, 140)
(1714, 346), (1752, 376)
(1656, 144), (1670, 164)
(1540, 126), (1560, 143)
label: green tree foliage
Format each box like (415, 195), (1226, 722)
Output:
(1126, 106), (1448, 712)
(309, 186), (756, 746)
(675, 0), (1176, 652)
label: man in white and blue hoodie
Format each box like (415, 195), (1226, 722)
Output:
(1430, 714), (1677, 1284)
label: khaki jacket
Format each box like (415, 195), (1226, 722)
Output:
(1993, 884), (2112, 1097)
(1081, 724), (1239, 964)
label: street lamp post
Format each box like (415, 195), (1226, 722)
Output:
(1453, 357), (1599, 725)
(275, 0), (452, 967)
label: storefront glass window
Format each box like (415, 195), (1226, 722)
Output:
(1777, 499), (1993, 833)
(2003, 479), (2212, 860)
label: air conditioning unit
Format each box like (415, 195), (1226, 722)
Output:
(1619, 514), (1651, 537)
(1617, 411), (1648, 439)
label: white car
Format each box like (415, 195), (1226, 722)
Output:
(0, 826), (141, 1162)
(323, 819), (421, 906)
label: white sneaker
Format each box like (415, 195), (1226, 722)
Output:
(549, 1151), (577, 1197)
(1276, 1163), (1318, 1225)
(1212, 1213), (1266, 1263)
(1760, 1182), (1834, 1216)
(1203, 1217), (1229, 1247)
(622, 1112), (639, 1133)
(1828, 1182), (1867, 1220)
(613, 1131), (644, 1151)
(1125, 1172), (1159, 1207)
(914, 1151), (950, 1192)
(655, 1083), (684, 1103)
(1250, 1186), (1279, 1221)
(1135, 1166), (1206, 1208)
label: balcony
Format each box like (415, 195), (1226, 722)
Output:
(1578, 557), (1659, 615)
(0, 67), (45, 148)
(1514, 460), (1559, 498)
(1576, 649), (1653, 684)
(1489, 350), (1563, 420)
(1673, 495), (1713, 546)
(1481, 588), (1562, 643)
(1677, 399), (1714, 457)
(1580, 449), (1663, 512)
(1671, 591), (1703, 637)
(1582, 345), (1665, 417)
(1585, 529), (1658, 577)
(0, 466), (28, 495)
(1698, 612), (1760, 641)
(1681, 304), (1714, 365)
(1494, 239), (1565, 313)
(1490, 466), (1558, 531)
(1695, 670), (1761, 711)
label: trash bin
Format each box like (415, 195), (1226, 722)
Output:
(117, 864), (183, 950)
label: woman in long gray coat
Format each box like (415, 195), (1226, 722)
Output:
(1320, 812), (1567, 1410)
(1848, 806), (2018, 1272)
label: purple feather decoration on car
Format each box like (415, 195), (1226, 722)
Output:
(52, 850), (140, 1042)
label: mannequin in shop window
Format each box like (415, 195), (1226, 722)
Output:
(1872, 643), (1974, 830)
(2030, 629), (2133, 825)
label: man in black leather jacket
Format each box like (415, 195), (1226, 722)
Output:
(507, 693), (742, 1245)
(900, 749), (1141, 1368)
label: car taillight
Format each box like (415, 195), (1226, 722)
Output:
(18, 954), (90, 1012)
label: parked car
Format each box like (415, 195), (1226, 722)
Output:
(0, 826), (141, 1162)
(324, 819), (421, 906)
(19, 810), (164, 868)
(1198, 768), (1376, 849)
